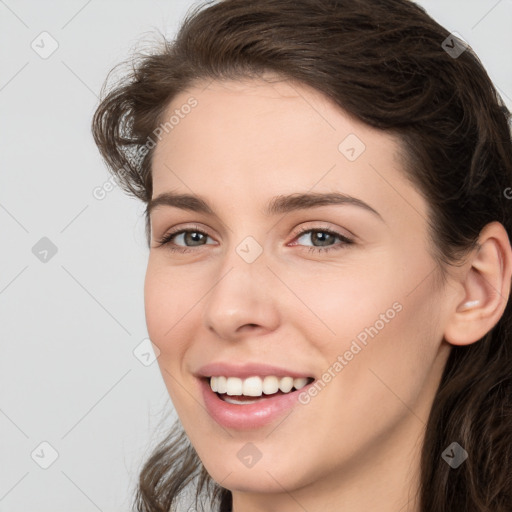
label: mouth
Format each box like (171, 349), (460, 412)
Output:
(198, 373), (316, 429)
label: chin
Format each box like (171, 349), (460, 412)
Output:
(196, 442), (315, 494)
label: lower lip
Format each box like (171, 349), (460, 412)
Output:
(200, 378), (312, 430)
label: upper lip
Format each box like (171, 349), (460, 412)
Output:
(196, 362), (314, 379)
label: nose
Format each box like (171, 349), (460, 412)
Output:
(201, 254), (280, 341)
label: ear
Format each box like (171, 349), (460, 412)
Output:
(444, 221), (512, 346)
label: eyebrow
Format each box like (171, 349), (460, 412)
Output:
(146, 191), (383, 221)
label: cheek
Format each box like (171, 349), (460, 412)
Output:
(304, 267), (443, 425)
(283, 241), (435, 340)
(279, 283), (444, 482)
(144, 263), (199, 412)
(277, 255), (402, 349)
(143, 260), (197, 359)
(284, 249), (442, 403)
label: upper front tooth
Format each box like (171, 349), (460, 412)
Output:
(226, 377), (243, 396)
(279, 376), (294, 393)
(242, 376), (263, 397)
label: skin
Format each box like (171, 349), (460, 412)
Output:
(144, 77), (512, 512)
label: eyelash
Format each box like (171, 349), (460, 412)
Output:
(155, 225), (354, 254)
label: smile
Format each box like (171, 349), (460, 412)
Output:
(196, 363), (316, 429)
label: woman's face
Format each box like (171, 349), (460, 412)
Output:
(145, 78), (454, 500)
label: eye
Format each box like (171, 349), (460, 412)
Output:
(155, 225), (217, 253)
(154, 225), (354, 254)
(291, 227), (354, 253)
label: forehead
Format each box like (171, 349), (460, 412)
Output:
(150, 77), (427, 225)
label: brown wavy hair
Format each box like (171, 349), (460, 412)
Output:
(91, 0), (512, 510)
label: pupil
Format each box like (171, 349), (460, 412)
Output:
(313, 231), (333, 246)
(186, 232), (204, 245)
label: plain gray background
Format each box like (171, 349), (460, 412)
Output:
(1, 1), (511, 510)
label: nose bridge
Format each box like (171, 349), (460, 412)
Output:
(201, 236), (280, 339)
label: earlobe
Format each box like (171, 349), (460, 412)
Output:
(444, 221), (512, 347)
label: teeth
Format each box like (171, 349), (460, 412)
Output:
(292, 377), (309, 390)
(262, 376), (279, 394)
(226, 377), (243, 396)
(216, 376), (227, 394)
(279, 376), (294, 393)
(243, 376), (263, 397)
(224, 396), (262, 405)
(209, 375), (312, 396)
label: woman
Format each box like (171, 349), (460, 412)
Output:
(92, 0), (512, 510)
